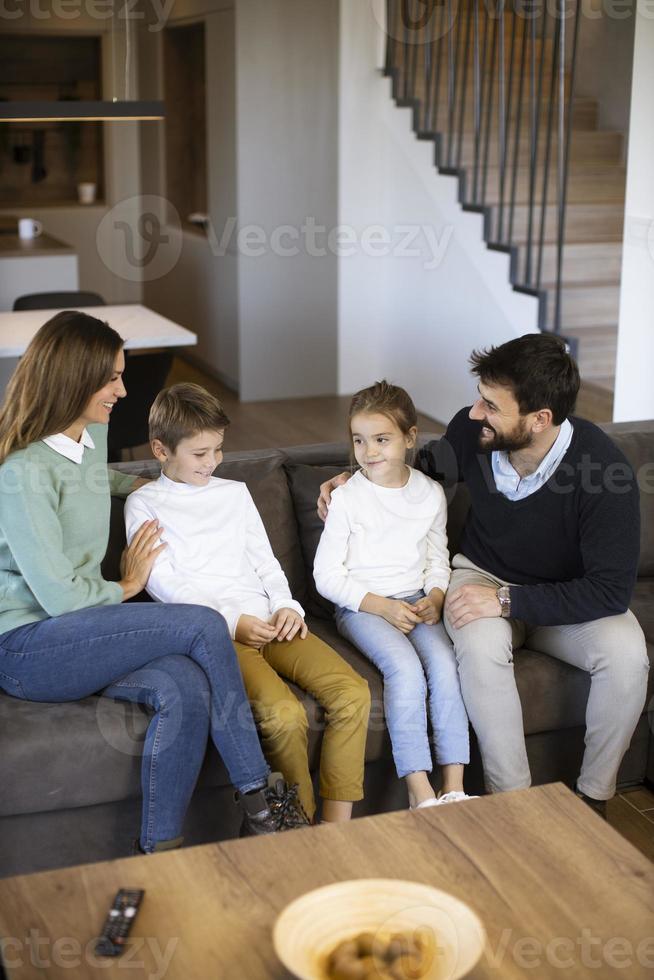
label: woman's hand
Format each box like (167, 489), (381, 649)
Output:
(413, 588), (444, 625)
(119, 520), (167, 600)
(271, 608), (308, 642)
(317, 472), (351, 521)
(235, 614), (280, 650)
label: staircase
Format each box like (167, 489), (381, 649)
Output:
(384, 0), (627, 414)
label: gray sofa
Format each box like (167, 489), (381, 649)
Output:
(1, 424), (652, 878)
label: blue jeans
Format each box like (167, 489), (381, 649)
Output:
(0, 603), (270, 851)
(335, 592), (470, 778)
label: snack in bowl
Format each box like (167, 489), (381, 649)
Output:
(325, 928), (436, 979)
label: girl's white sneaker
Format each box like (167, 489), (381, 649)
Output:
(436, 791), (479, 805)
(411, 797), (440, 810)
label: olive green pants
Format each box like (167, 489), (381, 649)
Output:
(234, 631), (370, 819)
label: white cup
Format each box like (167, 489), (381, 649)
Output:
(18, 218), (43, 240)
(77, 182), (97, 205)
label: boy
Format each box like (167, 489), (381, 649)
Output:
(125, 383), (370, 824)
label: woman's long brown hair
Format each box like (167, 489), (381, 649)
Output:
(0, 310), (124, 464)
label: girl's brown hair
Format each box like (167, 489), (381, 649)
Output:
(0, 310), (123, 465)
(347, 380), (418, 467)
(348, 379), (418, 435)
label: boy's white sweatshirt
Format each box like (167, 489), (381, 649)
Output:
(124, 472), (304, 639)
(313, 467), (451, 612)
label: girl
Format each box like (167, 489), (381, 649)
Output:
(0, 310), (299, 854)
(314, 380), (474, 809)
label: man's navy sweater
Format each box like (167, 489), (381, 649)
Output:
(416, 408), (640, 626)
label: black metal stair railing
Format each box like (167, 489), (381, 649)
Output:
(384, 0), (582, 337)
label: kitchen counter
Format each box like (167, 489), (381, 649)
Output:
(0, 232), (77, 258)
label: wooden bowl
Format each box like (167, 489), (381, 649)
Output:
(273, 878), (486, 980)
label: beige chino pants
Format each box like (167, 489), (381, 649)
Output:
(444, 555), (649, 799)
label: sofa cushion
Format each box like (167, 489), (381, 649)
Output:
(601, 424), (654, 577)
(0, 693), (148, 817)
(284, 462), (347, 619)
(630, 579), (654, 647)
(105, 449), (307, 607)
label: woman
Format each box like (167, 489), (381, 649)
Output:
(0, 310), (298, 854)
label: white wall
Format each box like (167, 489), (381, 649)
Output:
(613, 1), (654, 422)
(235, 0), (339, 400)
(140, 0), (340, 399)
(338, 0), (539, 424)
(140, 4), (240, 387)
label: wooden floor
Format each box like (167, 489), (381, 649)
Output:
(609, 787), (654, 863)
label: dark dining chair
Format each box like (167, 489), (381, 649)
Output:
(12, 291), (172, 461)
(13, 291), (106, 311)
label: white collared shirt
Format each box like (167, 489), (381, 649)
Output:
(492, 418), (574, 501)
(42, 428), (95, 464)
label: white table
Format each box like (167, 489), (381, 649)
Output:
(0, 304), (197, 357)
(0, 304), (197, 394)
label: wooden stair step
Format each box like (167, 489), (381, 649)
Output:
(475, 167), (625, 206)
(575, 378), (614, 421)
(503, 204), (625, 243)
(456, 130), (623, 168)
(410, 31), (556, 60)
(514, 242), (623, 284)
(544, 284), (620, 329)
(564, 325), (617, 379)
(405, 90), (599, 130)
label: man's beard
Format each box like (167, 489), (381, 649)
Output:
(477, 419), (533, 453)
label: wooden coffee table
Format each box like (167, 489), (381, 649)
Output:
(0, 784), (652, 979)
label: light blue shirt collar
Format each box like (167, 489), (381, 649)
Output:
(492, 418), (574, 501)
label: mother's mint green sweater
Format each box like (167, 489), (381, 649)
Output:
(0, 424), (137, 635)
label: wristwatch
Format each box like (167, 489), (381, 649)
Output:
(497, 586), (511, 618)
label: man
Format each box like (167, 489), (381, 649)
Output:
(318, 334), (649, 815)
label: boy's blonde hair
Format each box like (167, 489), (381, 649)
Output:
(149, 383), (230, 452)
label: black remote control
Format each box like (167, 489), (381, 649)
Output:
(95, 888), (145, 957)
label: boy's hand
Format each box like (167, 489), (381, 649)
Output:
(235, 614), (279, 650)
(413, 589), (444, 625)
(317, 472), (351, 522)
(271, 608), (308, 642)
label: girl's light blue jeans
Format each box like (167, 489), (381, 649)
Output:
(0, 602), (270, 852)
(335, 591), (470, 778)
